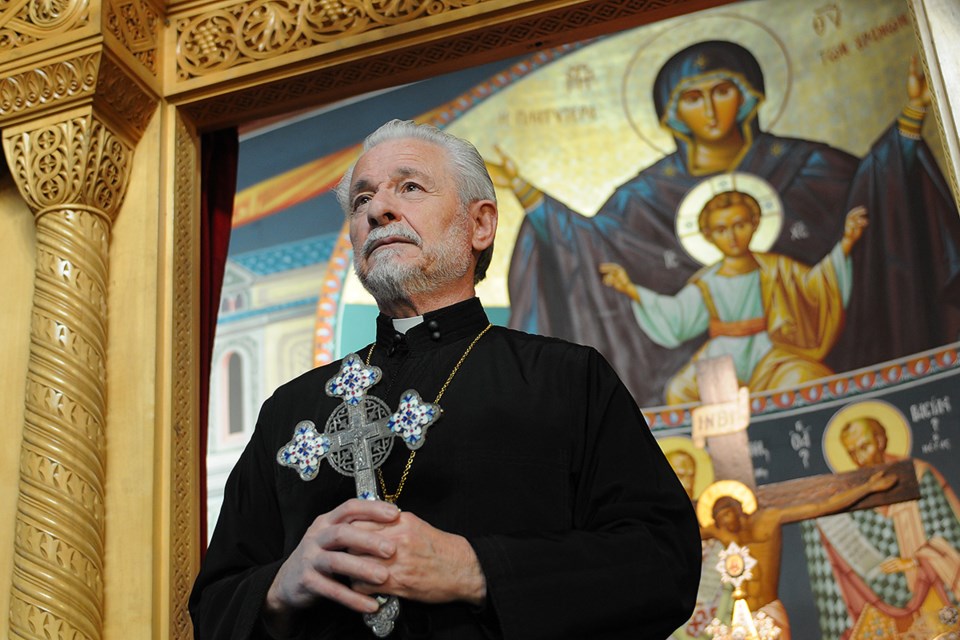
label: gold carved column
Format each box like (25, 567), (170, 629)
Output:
(3, 110), (132, 640)
(1, 0), (160, 637)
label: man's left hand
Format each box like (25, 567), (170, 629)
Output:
(353, 511), (487, 606)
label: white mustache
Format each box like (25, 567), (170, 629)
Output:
(362, 224), (422, 258)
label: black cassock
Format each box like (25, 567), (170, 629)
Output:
(190, 298), (701, 639)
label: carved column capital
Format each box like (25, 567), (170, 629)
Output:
(3, 3), (155, 638)
(3, 109), (134, 222)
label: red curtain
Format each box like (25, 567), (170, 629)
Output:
(199, 128), (239, 552)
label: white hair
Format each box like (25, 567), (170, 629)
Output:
(335, 119), (496, 283)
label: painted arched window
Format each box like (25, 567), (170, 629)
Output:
(227, 352), (245, 434)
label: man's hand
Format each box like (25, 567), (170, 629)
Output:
(354, 511), (487, 606)
(866, 469), (897, 493)
(264, 498), (401, 630)
(880, 556), (917, 574)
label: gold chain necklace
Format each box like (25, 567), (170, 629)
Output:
(366, 322), (493, 503)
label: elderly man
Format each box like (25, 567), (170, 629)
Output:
(189, 119), (700, 639)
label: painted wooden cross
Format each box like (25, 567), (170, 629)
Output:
(691, 355), (756, 490)
(690, 355), (919, 506)
(276, 353), (442, 637)
(689, 356), (921, 639)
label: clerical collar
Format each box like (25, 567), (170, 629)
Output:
(392, 316), (423, 334)
(375, 297), (490, 352)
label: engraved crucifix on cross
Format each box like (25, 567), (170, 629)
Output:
(276, 353), (442, 637)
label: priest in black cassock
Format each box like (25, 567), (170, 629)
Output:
(189, 119), (701, 639)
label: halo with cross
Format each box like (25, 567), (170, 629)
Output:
(696, 479), (758, 529)
(675, 172), (783, 266)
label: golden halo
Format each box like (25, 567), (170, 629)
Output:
(696, 479), (757, 529)
(622, 13), (792, 155)
(822, 400), (912, 473)
(657, 436), (715, 500)
(676, 172), (783, 265)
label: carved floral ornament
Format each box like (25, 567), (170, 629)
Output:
(174, 0), (484, 79)
(1, 0), (159, 82)
(0, 0), (91, 49)
(0, 54), (99, 116)
(105, 0), (161, 73)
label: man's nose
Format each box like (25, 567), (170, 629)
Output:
(366, 190), (400, 227)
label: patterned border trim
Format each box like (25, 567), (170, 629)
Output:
(178, 0), (720, 129)
(425, 43), (586, 126)
(173, 0), (487, 81)
(645, 344), (960, 431)
(312, 223), (353, 366)
(170, 113), (198, 640)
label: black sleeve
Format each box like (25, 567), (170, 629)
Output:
(469, 348), (701, 640)
(188, 395), (340, 639)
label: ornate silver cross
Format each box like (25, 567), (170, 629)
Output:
(276, 353), (442, 637)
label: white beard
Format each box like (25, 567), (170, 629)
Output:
(354, 213), (472, 306)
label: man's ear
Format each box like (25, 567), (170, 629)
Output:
(470, 199), (498, 251)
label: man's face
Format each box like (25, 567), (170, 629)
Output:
(704, 204), (757, 258)
(841, 420), (885, 468)
(714, 503), (743, 533)
(675, 77), (743, 143)
(347, 138), (473, 301)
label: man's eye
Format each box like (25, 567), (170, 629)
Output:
(401, 182), (423, 193)
(352, 195), (371, 210)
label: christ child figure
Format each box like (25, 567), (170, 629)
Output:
(600, 190), (868, 404)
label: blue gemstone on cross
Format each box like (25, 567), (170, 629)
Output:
(387, 391), (439, 449)
(276, 353), (442, 637)
(276, 352), (443, 638)
(278, 353), (441, 497)
(276, 421), (332, 481)
(325, 353), (381, 406)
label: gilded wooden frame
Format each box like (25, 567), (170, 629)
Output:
(1, 0), (957, 638)
(163, 0), (960, 636)
(161, 3), (746, 636)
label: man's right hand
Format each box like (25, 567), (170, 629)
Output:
(866, 470), (897, 493)
(262, 499), (401, 632)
